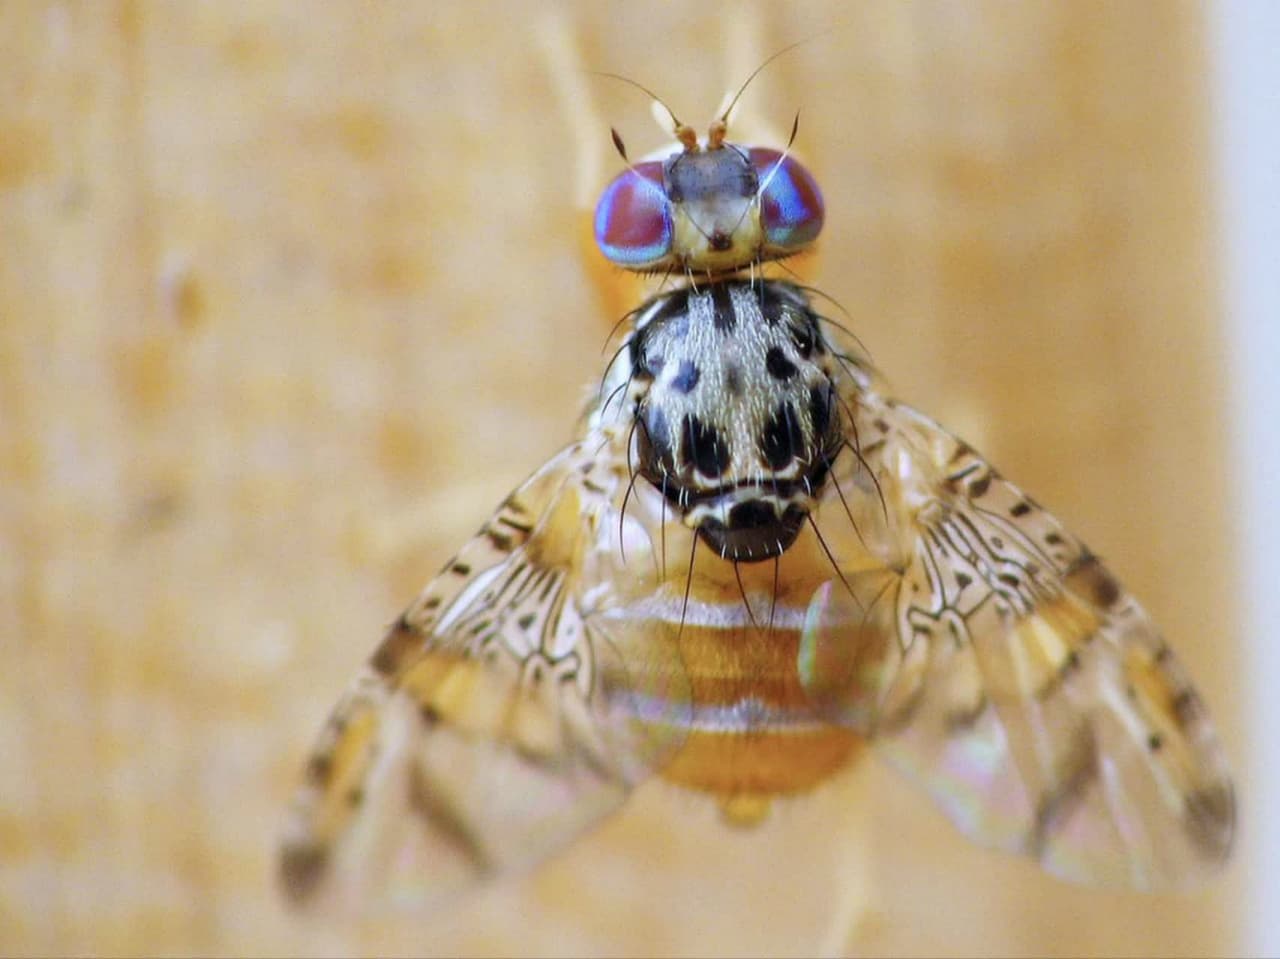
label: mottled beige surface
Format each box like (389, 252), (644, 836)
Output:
(0, 2), (1241, 956)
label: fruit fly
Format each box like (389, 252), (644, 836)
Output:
(279, 64), (1233, 912)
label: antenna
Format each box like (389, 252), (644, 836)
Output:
(593, 71), (684, 135)
(717, 38), (810, 126)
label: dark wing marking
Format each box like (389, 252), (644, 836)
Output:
(280, 434), (689, 912)
(802, 379), (1233, 889)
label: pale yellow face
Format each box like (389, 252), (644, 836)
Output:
(670, 197), (764, 273)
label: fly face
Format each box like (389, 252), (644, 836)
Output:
(626, 282), (842, 561)
(593, 122), (824, 275)
(664, 144), (761, 270)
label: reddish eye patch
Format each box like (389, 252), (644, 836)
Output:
(750, 148), (824, 252)
(593, 162), (673, 269)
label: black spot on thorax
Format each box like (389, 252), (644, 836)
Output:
(671, 359), (700, 394)
(712, 286), (735, 331)
(760, 401), (804, 470)
(637, 402), (676, 475)
(644, 291), (688, 329)
(681, 414), (731, 478)
(787, 321), (815, 358)
(765, 346), (798, 380)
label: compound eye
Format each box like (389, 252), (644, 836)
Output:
(750, 148), (824, 252)
(594, 162), (673, 269)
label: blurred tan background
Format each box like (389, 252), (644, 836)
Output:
(0, 1), (1242, 955)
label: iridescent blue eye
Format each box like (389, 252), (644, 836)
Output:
(750, 148), (824, 252)
(594, 162), (673, 269)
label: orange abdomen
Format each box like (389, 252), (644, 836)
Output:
(657, 621), (865, 806)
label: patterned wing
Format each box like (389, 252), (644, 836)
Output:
(280, 432), (689, 912)
(801, 382), (1234, 889)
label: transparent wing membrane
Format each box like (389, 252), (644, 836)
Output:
(280, 435), (690, 911)
(799, 382), (1234, 889)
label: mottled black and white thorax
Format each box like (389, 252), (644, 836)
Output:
(606, 281), (844, 562)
